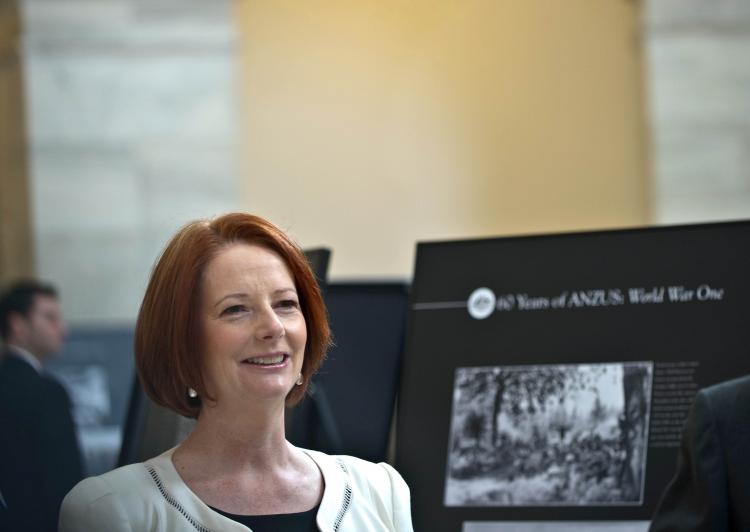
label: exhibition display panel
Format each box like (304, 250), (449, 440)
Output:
(395, 221), (750, 531)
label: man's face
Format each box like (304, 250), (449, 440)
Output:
(16, 295), (66, 359)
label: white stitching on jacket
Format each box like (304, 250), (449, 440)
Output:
(146, 465), (213, 532)
(333, 458), (353, 531)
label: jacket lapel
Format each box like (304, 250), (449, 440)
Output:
(146, 450), (252, 531)
(303, 449), (351, 532)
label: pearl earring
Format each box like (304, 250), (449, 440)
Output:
(296, 373), (303, 386)
(188, 387), (198, 398)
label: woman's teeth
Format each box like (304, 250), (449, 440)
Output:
(245, 354), (285, 365)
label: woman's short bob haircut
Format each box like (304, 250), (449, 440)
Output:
(135, 212), (331, 418)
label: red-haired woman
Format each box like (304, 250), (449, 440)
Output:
(60, 213), (413, 532)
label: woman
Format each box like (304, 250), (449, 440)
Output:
(60, 213), (413, 531)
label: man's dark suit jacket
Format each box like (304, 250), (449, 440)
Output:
(0, 349), (83, 532)
(650, 374), (750, 532)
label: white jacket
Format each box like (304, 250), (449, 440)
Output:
(59, 447), (413, 532)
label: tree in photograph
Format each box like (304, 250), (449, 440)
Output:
(589, 393), (607, 425)
(618, 364), (651, 500)
(456, 365), (607, 447)
(488, 366), (585, 446)
(549, 399), (574, 441)
(462, 409), (487, 449)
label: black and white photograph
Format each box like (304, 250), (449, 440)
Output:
(445, 362), (653, 507)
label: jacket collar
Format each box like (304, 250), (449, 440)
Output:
(4, 345), (43, 374)
(145, 446), (349, 532)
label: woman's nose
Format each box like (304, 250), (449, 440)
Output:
(255, 307), (284, 340)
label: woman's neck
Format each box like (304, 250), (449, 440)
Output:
(176, 400), (293, 474)
(170, 400), (323, 516)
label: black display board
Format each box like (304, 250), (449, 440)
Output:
(288, 282), (409, 462)
(395, 221), (750, 532)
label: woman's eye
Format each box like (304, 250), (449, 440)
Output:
(221, 305), (246, 316)
(276, 299), (299, 310)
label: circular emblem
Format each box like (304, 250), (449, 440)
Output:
(467, 287), (496, 320)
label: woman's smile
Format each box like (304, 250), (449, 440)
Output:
(240, 352), (290, 368)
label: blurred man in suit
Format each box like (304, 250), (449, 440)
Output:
(0, 280), (83, 532)
(649, 374), (750, 531)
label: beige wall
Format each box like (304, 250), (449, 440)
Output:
(0, 0), (33, 284)
(236, 0), (649, 278)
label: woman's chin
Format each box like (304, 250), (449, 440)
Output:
(239, 380), (296, 404)
(202, 375), (297, 411)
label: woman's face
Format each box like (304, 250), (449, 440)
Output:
(199, 243), (307, 408)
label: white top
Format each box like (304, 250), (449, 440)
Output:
(59, 446), (414, 532)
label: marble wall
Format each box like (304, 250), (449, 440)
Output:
(645, 0), (750, 223)
(21, 0), (241, 323)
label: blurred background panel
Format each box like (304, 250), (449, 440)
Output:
(46, 327), (135, 475)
